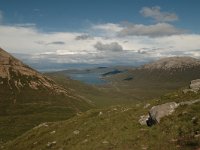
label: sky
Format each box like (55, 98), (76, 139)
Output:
(0, 0), (200, 70)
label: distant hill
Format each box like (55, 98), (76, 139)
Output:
(0, 48), (92, 142)
(103, 57), (200, 100)
(142, 57), (200, 70)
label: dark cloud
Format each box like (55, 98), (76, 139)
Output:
(118, 23), (184, 37)
(75, 34), (93, 40)
(140, 6), (178, 22)
(35, 41), (65, 45)
(94, 42), (123, 52)
(48, 41), (65, 45)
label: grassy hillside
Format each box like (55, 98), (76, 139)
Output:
(0, 77), (92, 143)
(3, 90), (200, 150)
(105, 67), (200, 100)
(46, 66), (200, 108)
(45, 72), (137, 107)
(0, 48), (93, 143)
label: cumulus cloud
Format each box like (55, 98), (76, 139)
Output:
(94, 42), (123, 52)
(1, 16), (200, 67)
(75, 34), (93, 40)
(0, 25), (96, 53)
(118, 23), (184, 37)
(140, 6), (178, 22)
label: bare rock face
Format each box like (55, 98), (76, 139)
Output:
(190, 79), (200, 92)
(183, 79), (200, 93)
(140, 99), (200, 126)
(139, 115), (149, 125)
(142, 57), (200, 70)
(147, 102), (179, 125)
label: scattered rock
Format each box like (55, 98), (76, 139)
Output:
(139, 115), (149, 125)
(76, 112), (82, 116)
(102, 140), (109, 144)
(121, 107), (131, 112)
(148, 102), (179, 124)
(144, 103), (150, 109)
(46, 141), (56, 147)
(136, 104), (141, 107)
(50, 130), (56, 134)
(73, 130), (80, 135)
(113, 108), (117, 111)
(170, 139), (178, 142)
(183, 79), (200, 93)
(33, 141), (38, 145)
(195, 134), (200, 138)
(82, 139), (88, 143)
(34, 122), (48, 129)
(140, 128), (147, 131)
(99, 112), (103, 116)
(141, 145), (148, 150)
(179, 99), (200, 105)
(140, 98), (200, 126)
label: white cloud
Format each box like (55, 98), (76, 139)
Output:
(91, 23), (123, 37)
(92, 23), (122, 32)
(0, 23), (200, 67)
(140, 6), (178, 22)
(0, 25), (96, 53)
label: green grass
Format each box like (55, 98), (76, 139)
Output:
(46, 67), (200, 108)
(3, 90), (200, 150)
(1, 66), (200, 149)
(0, 73), (92, 143)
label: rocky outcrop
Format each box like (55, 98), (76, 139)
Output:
(139, 115), (149, 125)
(150, 102), (179, 123)
(146, 102), (179, 126)
(183, 79), (200, 93)
(140, 99), (200, 126)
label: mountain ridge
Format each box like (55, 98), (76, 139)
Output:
(142, 56), (200, 70)
(0, 48), (92, 142)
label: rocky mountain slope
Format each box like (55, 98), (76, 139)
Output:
(142, 57), (200, 70)
(0, 48), (92, 142)
(0, 48), (91, 106)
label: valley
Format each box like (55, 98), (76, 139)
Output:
(1, 1), (200, 149)
(0, 48), (200, 149)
